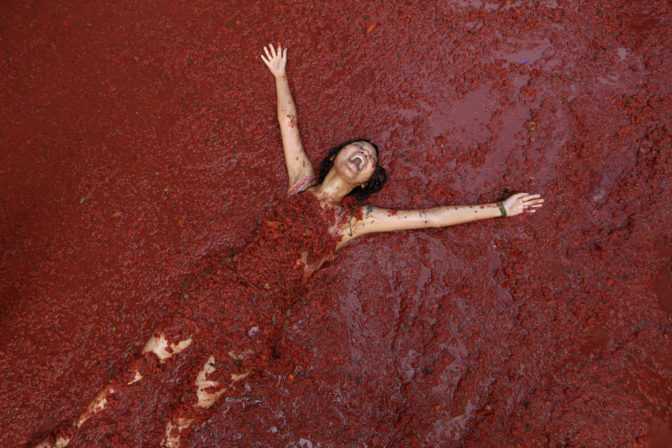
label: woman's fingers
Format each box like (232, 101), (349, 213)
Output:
(523, 196), (543, 214)
(519, 194), (543, 203)
(263, 44), (287, 62)
(262, 43), (287, 61)
(500, 192), (544, 217)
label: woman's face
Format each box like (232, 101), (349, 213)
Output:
(333, 141), (378, 185)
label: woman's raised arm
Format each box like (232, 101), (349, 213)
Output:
(338, 193), (544, 246)
(261, 44), (315, 190)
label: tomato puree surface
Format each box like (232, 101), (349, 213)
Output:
(1, 0), (671, 446)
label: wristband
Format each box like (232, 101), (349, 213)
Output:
(497, 202), (507, 218)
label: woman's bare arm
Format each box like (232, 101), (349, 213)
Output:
(338, 193), (544, 246)
(261, 44), (314, 189)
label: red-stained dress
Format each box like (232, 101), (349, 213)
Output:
(134, 188), (347, 429)
(49, 184), (353, 446)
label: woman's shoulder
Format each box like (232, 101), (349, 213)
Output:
(287, 174), (318, 196)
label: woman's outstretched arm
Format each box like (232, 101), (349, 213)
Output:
(261, 43), (314, 189)
(338, 193), (544, 245)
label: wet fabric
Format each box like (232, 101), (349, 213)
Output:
(154, 190), (345, 403)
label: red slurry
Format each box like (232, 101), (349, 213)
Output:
(1, 0), (671, 446)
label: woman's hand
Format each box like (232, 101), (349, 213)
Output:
(261, 43), (287, 78)
(502, 193), (544, 217)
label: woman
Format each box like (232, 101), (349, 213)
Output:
(37, 44), (543, 447)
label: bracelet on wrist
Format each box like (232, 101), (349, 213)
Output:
(497, 202), (507, 218)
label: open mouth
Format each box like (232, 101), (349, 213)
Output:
(349, 154), (365, 171)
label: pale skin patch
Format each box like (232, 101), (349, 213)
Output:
(142, 333), (193, 362)
(34, 436), (72, 448)
(160, 355), (251, 448)
(128, 370), (143, 385)
(54, 438), (70, 448)
(162, 418), (192, 448)
(226, 349), (253, 384)
(195, 356), (226, 408)
(230, 371), (251, 383)
(76, 385), (116, 427)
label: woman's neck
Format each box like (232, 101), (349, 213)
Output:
(311, 171), (356, 204)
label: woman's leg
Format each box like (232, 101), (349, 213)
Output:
(34, 330), (195, 448)
(160, 353), (252, 448)
(79, 332), (194, 424)
(158, 310), (279, 447)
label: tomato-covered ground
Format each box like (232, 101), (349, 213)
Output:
(1, 0), (671, 446)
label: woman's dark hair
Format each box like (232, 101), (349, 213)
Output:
(317, 138), (387, 201)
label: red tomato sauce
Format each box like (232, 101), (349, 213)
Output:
(1, 0), (671, 446)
